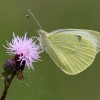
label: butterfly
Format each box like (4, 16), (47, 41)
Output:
(38, 29), (100, 75)
(28, 10), (100, 75)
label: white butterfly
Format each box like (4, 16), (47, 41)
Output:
(28, 10), (100, 75)
(38, 29), (100, 75)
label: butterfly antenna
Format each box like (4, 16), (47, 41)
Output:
(28, 9), (42, 30)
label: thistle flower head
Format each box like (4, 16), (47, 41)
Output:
(4, 32), (42, 69)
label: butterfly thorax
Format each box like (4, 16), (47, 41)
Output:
(38, 29), (49, 50)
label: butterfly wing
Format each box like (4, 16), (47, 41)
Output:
(49, 29), (100, 53)
(44, 32), (96, 75)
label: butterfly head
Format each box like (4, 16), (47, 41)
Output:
(38, 29), (47, 37)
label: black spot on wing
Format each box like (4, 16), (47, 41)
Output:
(76, 35), (82, 42)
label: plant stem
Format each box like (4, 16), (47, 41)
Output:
(0, 73), (15, 100)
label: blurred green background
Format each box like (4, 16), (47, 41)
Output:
(0, 0), (100, 100)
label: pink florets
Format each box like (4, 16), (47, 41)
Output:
(4, 32), (42, 69)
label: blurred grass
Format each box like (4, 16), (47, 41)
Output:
(0, 0), (100, 100)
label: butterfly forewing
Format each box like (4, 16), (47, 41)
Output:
(49, 29), (100, 53)
(45, 33), (96, 75)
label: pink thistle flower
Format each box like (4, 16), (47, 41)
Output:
(4, 32), (42, 69)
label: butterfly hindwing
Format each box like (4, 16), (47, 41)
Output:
(45, 33), (96, 75)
